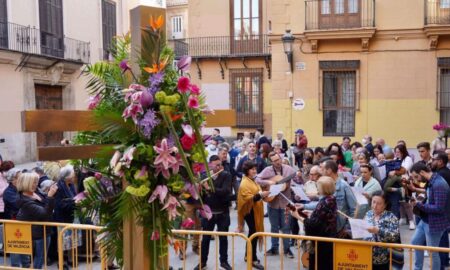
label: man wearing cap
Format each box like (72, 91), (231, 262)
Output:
(292, 129), (308, 167)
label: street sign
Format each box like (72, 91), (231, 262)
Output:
(292, 98), (305, 111)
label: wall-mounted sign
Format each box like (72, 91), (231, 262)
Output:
(295, 62), (306, 71)
(292, 98), (305, 111)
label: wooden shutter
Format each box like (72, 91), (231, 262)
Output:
(102, 0), (117, 60)
(0, 0), (7, 48)
(39, 0), (63, 58)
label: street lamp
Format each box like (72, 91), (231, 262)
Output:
(282, 29), (295, 72)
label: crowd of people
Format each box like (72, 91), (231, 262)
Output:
(0, 159), (118, 270)
(0, 127), (450, 270)
(187, 128), (450, 270)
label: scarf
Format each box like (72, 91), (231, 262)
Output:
(237, 175), (264, 249)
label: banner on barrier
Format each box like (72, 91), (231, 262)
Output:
(4, 223), (33, 254)
(334, 242), (372, 270)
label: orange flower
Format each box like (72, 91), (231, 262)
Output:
(149, 15), (164, 31)
(170, 112), (184, 121)
(144, 57), (169, 74)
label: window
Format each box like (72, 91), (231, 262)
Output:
(441, 0), (450, 9)
(334, 0), (344, 14)
(0, 0), (7, 48)
(39, 0), (64, 58)
(171, 16), (183, 39)
(321, 0), (330, 14)
(321, 67), (357, 136)
(348, 0), (358, 13)
(440, 68), (450, 124)
(231, 0), (261, 37)
(102, 0), (116, 60)
(230, 69), (264, 128)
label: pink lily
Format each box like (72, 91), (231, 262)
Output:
(153, 139), (177, 170)
(184, 182), (200, 200)
(181, 218), (195, 229)
(200, 204), (212, 220)
(148, 185), (168, 204)
(171, 154), (185, 175)
(122, 146), (136, 167)
(122, 103), (144, 124)
(162, 195), (181, 221)
(155, 163), (171, 179)
(88, 94), (101, 110)
(110, 151), (122, 168)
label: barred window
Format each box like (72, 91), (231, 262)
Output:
(322, 71), (356, 136)
(230, 68), (264, 128)
(440, 68), (450, 124)
(102, 0), (116, 60)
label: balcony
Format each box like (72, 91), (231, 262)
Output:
(426, 0), (450, 25)
(0, 22), (90, 66)
(171, 35), (270, 59)
(304, 0), (375, 51)
(425, 0), (450, 48)
(167, 0), (188, 7)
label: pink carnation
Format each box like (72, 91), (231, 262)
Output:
(190, 84), (200, 95)
(187, 95), (199, 109)
(177, 76), (191, 93)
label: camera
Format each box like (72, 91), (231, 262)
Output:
(0, 139), (5, 143)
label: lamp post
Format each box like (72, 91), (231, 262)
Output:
(282, 29), (295, 72)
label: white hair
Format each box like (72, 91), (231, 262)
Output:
(5, 168), (21, 183)
(58, 165), (74, 180)
(272, 140), (282, 148)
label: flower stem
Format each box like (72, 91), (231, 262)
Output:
(161, 112), (203, 204)
(180, 94), (214, 191)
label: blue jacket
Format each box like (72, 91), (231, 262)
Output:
(3, 184), (19, 219)
(53, 179), (76, 223)
(235, 155), (267, 179)
(304, 178), (357, 232)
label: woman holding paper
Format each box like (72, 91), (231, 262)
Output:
(237, 161), (268, 270)
(354, 164), (382, 218)
(364, 191), (401, 270)
(290, 176), (337, 270)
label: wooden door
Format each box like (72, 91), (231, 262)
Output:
(35, 84), (64, 147)
(319, 0), (361, 29)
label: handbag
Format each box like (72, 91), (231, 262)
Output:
(391, 237), (404, 269)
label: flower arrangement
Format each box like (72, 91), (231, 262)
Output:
(75, 15), (213, 269)
(433, 123), (449, 131)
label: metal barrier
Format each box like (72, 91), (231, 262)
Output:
(0, 219), (106, 270)
(0, 221), (449, 269)
(248, 232), (450, 270)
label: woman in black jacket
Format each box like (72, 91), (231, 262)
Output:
(16, 172), (58, 269)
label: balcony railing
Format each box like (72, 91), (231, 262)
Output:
(426, 0), (450, 25)
(171, 35), (270, 59)
(167, 0), (188, 6)
(0, 22), (90, 64)
(305, 0), (375, 31)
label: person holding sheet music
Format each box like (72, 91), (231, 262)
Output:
(354, 164), (382, 218)
(237, 161), (268, 270)
(298, 160), (356, 238)
(290, 176), (337, 270)
(256, 152), (296, 258)
(363, 191), (401, 270)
